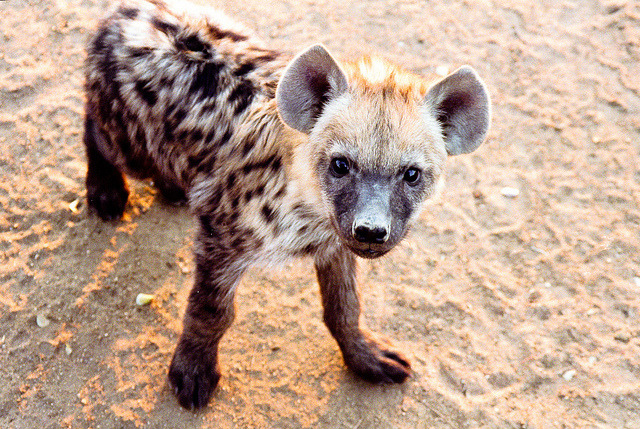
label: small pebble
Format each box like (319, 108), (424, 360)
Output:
(68, 199), (80, 213)
(65, 343), (73, 356)
(633, 277), (640, 288)
(135, 293), (154, 306)
(36, 314), (50, 328)
(562, 369), (576, 381)
(500, 187), (520, 198)
(614, 332), (631, 343)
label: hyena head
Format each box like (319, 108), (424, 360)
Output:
(277, 45), (491, 258)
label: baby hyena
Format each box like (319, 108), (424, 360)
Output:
(84, 0), (490, 409)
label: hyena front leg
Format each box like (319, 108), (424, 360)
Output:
(84, 114), (129, 221)
(168, 224), (247, 409)
(316, 247), (411, 383)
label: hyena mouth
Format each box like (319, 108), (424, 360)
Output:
(347, 244), (391, 259)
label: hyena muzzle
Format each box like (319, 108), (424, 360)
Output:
(84, 0), (491, 409)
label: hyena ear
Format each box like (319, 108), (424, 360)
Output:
(276, 44), (348, 134)
(424, 66), (491, 155)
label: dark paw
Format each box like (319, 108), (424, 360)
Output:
(168, 345), (220, 410)
(343, 334), (411, 384)
(87, 181), (129, 221)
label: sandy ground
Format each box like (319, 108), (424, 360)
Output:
(1, 0), (640, 427)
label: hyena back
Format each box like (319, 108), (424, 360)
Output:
(84, 0), (491, 409)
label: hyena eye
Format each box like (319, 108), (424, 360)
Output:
(330, 157), (350, 177)
(403, 167), (421, 185)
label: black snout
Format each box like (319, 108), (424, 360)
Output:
(353, 224), (389, 244)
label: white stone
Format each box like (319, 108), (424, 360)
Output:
(136, 293), (154, 306)
(500, 187), (520, 198)
(562, 369), (576, 381)
(36, 313), (50, 328)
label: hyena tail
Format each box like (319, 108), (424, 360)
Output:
(84, 113), (130, 221)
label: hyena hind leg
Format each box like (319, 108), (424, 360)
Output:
(84, 115), (129, 221)
(168, 221), (249, 409)
(153, 176), (188, 206)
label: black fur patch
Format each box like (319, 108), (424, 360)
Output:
(190, 128), (204, 143)
(128, 47), (152, 60)
(274, 184), (286, 199)
(188, 153), (206, 170)
(197, 154), (217, 173)
(228, 80), (255, 115)
(215, 129), (233, 148)
(233, 62), (255, 77)
(241, 137), (253, 157)
(135, 79), (157, 106)
(297, 243), (318, 255)
(151, 17), (178, 36)
(189, 61), (224, 101)
(177, 128), (203, 144)
(92, 25), (110, 53)
(158, 75), (173, 88)
(202, 99), (217, 112)
(119, 7), (139, 20)
(231, 237), (245, 248)
(227, 172), (236, 189)
(261, 204), (274, 223)
(271, 157), (282, 171)
(228, 211), (239, 224)
(164, 121), (175, 142)
(177, 34), (211, 56)
(251, 48), (280, 63)
(204, 128), (217, 145)
(241, 155), (281, 174)
(213, 212), (227, 224)
(167, 103), (188, 124)
(208, 27), (248, 42)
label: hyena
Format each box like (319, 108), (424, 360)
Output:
(84, 0), (490, 409)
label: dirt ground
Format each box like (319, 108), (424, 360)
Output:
(1, 0), (640, 427)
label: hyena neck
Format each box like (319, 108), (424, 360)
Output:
(286, 127), (328, 218)
(260, 102), (329, 220)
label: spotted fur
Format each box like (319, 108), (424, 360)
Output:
(84, 0), (491, 410)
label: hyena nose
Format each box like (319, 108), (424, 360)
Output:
(353, 223), (390, 244)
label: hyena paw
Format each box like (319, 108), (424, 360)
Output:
(87, 182), (129, 221)
(343, 333), (411, 384)
(168, 346), (220, 410)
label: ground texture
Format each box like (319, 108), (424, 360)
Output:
(1, 0), (640, 427)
